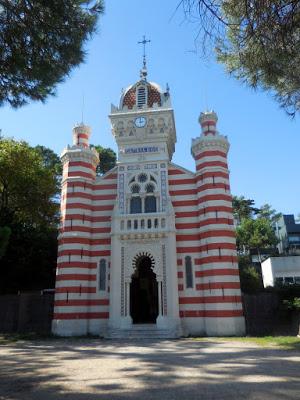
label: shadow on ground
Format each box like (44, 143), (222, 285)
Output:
(0, 338), (299, 400)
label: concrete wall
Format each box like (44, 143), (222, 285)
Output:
(0, 292), (54, 334)
(261, 256), (300, 287)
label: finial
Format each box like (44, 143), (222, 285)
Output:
(199, 110), (218, 136)
(138, 35), (151, 80)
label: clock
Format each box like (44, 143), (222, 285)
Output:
(134, 116), (147, 128)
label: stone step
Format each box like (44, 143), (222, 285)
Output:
(105, 324), (180, 339)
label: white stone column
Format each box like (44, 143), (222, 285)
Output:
(158, 281), (162, 317)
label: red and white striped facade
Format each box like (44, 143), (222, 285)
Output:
(52, 77), (245, 337)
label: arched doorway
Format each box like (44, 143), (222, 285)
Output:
(130, 256), (158, 324)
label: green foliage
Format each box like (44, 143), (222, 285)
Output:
(0, 226), (11, 259)
(0, 138), (59, 227)
(92, 145), (117, 175)
(0, 138), (60, 293)
(0, 1), (104, 107)
(232, 196), (259, 223)
(181, 1), (300, 116)
(282, 297), (300, 311)
(236, 218), (278, 255)
(238, 256), (262, 293)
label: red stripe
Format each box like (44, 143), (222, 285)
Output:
(178, 284), (184, 291)
(64, 182), (117, 190)
(170, 189), (197, 196)
(176, 230), (235, 242)
(196, 282), (241, 290)
(195, 150), (226, 160)
(61, 226), (111, 234)
(176, 218), (234, 230)
(68, 171), (94, 179)
(104, 173), (117, 179)
(197, 183), (228, 192)
(179, 296), (241, 304)
(57, 262), (97, 269)
(56, 274), (96, 281)
(177, 259), (183, 266)
(195, 256), (238, 265)
(169, 178), (196, 185)
(195, 269), (239, 277)
(178, 271), (183, 278)
(196, 161), (228, 170)
(172, 199), (198, 207)
(66, 192), (116, 201)
(197, 172), (229, 180)
(168, 169), (186, 175)
(55, 286), (96, 294)
(177, 243), (236, 253)
(201, 120), (216, 127)
(53, 312), (109, 320)
(62, 203), (114, 211)
(63, 214), (111, 223)
(68, 161), (96, 170)
(59, 237), (111, 245)
(54, 299), (109, 307)
(198, 194), (232, 203)
(76, 133), (89, 140)
(180, 310), (243, 318)
(58, 249), (111, 257)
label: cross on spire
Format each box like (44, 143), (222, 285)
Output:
(138, 35), (151, 80)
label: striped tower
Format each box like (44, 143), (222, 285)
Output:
(191, 111), (245, 335)
(52, 124), (100, 336)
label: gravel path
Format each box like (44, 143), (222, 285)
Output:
(0, 338), (299, 400)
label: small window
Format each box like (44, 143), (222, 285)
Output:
(99, 259), (106, 291)
(130, 197), (142, 214)
(138, 173), (147, 183)
(131, 184), (140, 194)
(145, 183), (155, 193)
(185, 256), (193, 289)
(145, 196), (156, 213)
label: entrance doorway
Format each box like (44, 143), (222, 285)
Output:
(130, 256), (158, 324)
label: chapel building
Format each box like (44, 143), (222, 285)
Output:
(52, 62), (245, 338)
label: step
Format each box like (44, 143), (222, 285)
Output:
(105, 324), (180, 339)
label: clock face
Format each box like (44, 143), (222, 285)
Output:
(134, 116), (147, 128)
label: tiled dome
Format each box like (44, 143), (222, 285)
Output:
(121, 81), (162, 109)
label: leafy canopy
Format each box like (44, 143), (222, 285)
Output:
(0, 138), (59, 227)
(92, 145), (117, 175)
(0, 1), (104, 107)
(180, 1), (300, 116)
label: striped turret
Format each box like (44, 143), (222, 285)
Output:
(191, 111), (245, 335)
(52, 124), (100, 336)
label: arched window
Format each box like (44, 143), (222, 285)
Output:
(145, 196), (156, 213)
(99, 259), (106, 291)
(145, 183), (155, 193)
(185, 256), (193, 289)
(130, 197), (142, 214)
(131, 184), (140, 194)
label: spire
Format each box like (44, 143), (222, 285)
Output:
(138, 35), (151, 81)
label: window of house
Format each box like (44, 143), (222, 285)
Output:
(145, 196), (156, 213)
(185, 256), (193, 289)
(130, 197), (142, 214)
(99, 259), (106, 291)
(131, 184), (140, 194)
(145, 183), (155, 193)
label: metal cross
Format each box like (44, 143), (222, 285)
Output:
(138, 35), (151, 63)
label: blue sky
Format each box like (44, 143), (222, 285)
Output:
(1, 1), (299, 216)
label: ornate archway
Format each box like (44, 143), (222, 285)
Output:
(130, 255), (158, 324)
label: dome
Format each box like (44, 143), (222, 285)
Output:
(120, 80), (162, 109)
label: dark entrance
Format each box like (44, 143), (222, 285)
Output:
(130, 256), (158, 324)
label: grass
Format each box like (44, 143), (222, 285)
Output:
(193, 336), (300, 350)
(1, 333), (299, 351)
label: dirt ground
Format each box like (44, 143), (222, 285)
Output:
(0, 338), (299, 400)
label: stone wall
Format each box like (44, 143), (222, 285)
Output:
(0, 292), (54, 334)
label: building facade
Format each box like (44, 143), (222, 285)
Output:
(52, 67), (245, 337)
(275, 214), (300, 255)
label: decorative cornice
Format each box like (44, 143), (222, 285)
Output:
(61, 146), (99, 167)
(191, 135), (229, 158)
